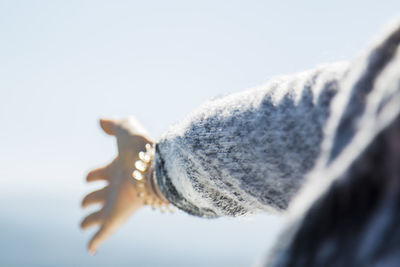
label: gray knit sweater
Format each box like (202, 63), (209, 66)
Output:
(154, 16), (400, 267)
(155, 63), (348, 218)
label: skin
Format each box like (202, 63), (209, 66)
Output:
(80, 117), (163, 254)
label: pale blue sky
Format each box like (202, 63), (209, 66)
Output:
(0, 1), (399, 266)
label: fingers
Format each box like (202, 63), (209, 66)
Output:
(80, 210), (103, 230)
(99, 118), (118, 136)
(86, 166), (109, 182)
(82, 187), (107, 208)
(88, 226), (112, 255)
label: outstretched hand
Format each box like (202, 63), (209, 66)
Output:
(80, 117), (154, 254)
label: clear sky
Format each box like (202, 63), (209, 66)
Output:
(0, 1), (399, 266)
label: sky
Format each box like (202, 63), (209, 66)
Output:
(0, 1), (399, 266)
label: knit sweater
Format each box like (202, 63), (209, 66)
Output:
(153, 15), (400, 266)
(154, 63), (348, 218)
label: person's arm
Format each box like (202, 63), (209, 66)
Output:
(80, 62), (348, 253)
(155, 62), (349, 218)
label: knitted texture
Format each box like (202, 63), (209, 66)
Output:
(152, 16), (400, 266)
(155, 62), (349, 217)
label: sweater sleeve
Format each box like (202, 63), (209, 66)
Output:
(154, 62), (349, 218)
